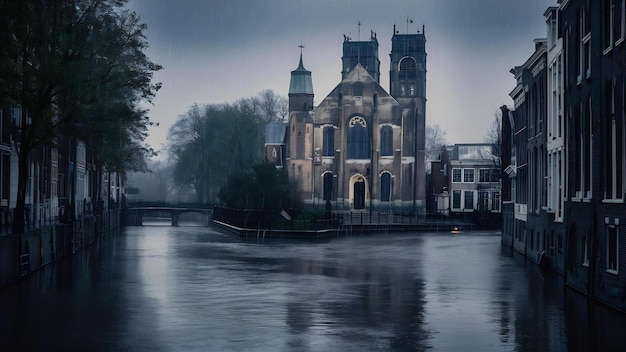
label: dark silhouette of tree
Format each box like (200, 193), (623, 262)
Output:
(218, 161), (299, 210)
(168, 102), (265, 203)
(167, 90), (287, 203)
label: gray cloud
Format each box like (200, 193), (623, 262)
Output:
(128, 0), (555, 151)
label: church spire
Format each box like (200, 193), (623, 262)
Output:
(296, 44), (306, 71)
(288, 44), (314, 112)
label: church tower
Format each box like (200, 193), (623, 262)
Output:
(288, 50), (314, 112)
(389, 24), (427, 213)
(341, 32), (381, 83)
(389, 24), (426, 101)
(286, 50), (315, 199)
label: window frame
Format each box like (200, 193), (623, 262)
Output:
(463, 168), (475, 183)
(452, 168), (462, 183)
(452, 190), (461, 210)
(380, 172), (392, 202)
(322, 126), (335, 157)
(607, 225), (619, 274)
(380, 125), (393, 157)
(323, 172), (334, 201)
(463, 190), (474, 210)
(346, 116), (369, 159)
(582, 235), (590, 267)
(478, 169), (492, 183)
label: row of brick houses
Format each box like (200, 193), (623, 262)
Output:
(502, 0), (626, 312)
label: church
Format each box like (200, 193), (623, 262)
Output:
(286, 25), (426, 213)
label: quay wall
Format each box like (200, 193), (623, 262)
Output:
(0, 209), (120, 286)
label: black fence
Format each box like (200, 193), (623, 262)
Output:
(212, 206), (342, 231)
(125, 201), (214, 209)
(211, 206), (494, 232)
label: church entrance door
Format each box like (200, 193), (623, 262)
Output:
(353, 180), (365, 209)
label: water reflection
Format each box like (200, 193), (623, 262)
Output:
(0, 225), (625, 351)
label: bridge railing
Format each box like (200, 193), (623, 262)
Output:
(126, 201), (213, 209)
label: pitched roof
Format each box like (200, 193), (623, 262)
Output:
(265, 122), (287, 144)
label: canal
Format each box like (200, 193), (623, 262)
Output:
(1, 221), (626, 351)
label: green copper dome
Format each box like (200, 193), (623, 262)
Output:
(289, 54), (313, 95)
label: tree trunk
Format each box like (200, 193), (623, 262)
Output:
(12, 148), (29, 234)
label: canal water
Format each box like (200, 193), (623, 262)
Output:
(2, 221), (626, 351)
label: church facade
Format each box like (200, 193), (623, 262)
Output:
(286, 27), (426, 213)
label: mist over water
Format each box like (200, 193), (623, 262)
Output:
(1, 222), (625, 351)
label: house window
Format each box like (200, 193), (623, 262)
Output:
(322, 126), (334, 156)
(463, 169), (475, 183)
(582, 235), (590, 267)
(0, 107), (10, 144)
(380, 125), (393, 156)
(493, 192), (500, 211)
(323, 172), (333, 201)
(464, 190), (474, 210)
(604, 0), (615, 51)
(490, 168), (500, 182)
(605, 80), (623, 200)
(479, 169), (491, 183)
(583, 38), (591, 78)
(607, 225), (619, 273)
(616, 0), (626, 41)
(1, 152), (9, 205)
(452, 168), (462, 183)
(380, 172), (392, 202)
(478, 191), (489, 211)
(347, 116), (369, 159)
(452, 190), (461, 209)
(585, 97), (592, 196)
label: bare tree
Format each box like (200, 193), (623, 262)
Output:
(425, 124), (448, 161)
(484, 111), (502, 165)
(256, 89), (288, 123)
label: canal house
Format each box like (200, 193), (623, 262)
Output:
(503, 0), (626, 313)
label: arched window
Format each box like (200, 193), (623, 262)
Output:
(398, 57), (417, 97)
(380, 125), (393, 156)
(399, 57), (417, 80)
(323, 172), (333, 201)
(347, 116), (369, 159)
(380, 172), (392, 202)
(322, 126), (334, 156)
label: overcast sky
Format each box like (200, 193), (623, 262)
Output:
(127, 0), (557, 153)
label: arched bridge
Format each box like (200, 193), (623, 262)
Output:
(124, 202), (213, 226)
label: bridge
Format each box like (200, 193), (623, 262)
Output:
(124, 202), (213, 226)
